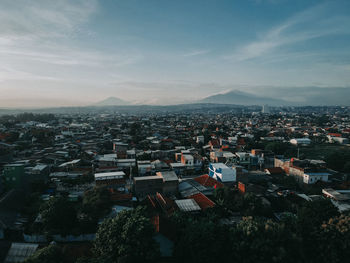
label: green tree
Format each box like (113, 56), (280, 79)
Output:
(24, 244), (63, 263)
(229, 217), (302, 263)
(297, 199), (339, 262)
(297, 199), (339, 234)
(265, 142), (289, 155)
(94, 207), (160, 263)
(40, 197), (77, 235)
(344, 161), (350, 173)
(312, 215), (350, 263)
(82, 187), (111, 219)
(325, 150), (350, 172)
(241, 193), (271, 217)
(173, 217), (230, 263)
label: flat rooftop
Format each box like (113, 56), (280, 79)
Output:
(94, 171), (125, 180)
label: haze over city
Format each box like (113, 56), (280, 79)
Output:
(0, 0), (350, 107)
(3, 1), (350, 262)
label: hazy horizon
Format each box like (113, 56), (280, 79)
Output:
(1, 0), (350, 108)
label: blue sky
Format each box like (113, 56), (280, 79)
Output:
(0, 0), (349, 107)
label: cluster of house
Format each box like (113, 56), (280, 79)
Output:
(0, 107), (350, 261)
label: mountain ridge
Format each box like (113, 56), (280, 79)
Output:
(199, 89), (288, 106)
(94, 96), (129, 106)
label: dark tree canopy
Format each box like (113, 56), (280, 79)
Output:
(82, 187), (112, 219)
(24, 245), (63, 263)
(94, 207), (160, 263)
(40, 197), (77, 235)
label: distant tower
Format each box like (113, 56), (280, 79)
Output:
(262, 104), (270, 114)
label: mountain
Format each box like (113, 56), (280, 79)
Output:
(254, 87), (350, 106)
(199, 90), (288, 106)
(94, 96), (129, 106)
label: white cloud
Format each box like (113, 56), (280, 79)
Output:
(225, 2), (350, 61)
(0, 0), (98, 39)
(182, 49), (210, 57)
(0, 0), (142, 84)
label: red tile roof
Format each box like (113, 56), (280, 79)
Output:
(194, 174), (224, 188)
(188, 193), (215, 211)
(328, 133), (342, 137)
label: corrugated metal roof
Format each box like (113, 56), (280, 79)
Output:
(175, 199), (201, 212)
(5, 243), (39, 263)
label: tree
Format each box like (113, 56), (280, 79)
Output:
(173, 217), (230, 263)
(24, 244), (63, 263)
(241, 193), (271, 217)
(344, 161), (350, 173)
(297, 199), (339, 262)
(297, 198), (339, 234)
(265, 142), (289, 155)
(325, 150), (350, 172)
(40, 197), (77, 235)
(312, 215), (350, 263)
(82, 187), (111, 219)
(94, 207), (160, 263)
(229, 217), (302, 263)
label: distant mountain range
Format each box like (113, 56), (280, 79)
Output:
(91, 87), (350, 107)
(94, 96), (129, 106)
(198, 87), (350, 106)
(198, 90), (288, 106)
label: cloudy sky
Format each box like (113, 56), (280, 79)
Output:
(0, 0), (350, 107)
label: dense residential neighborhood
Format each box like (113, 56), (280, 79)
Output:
(1, 105), (350, 262)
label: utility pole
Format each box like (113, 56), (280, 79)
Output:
(297, 147), (300, 159)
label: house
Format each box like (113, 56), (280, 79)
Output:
(194, 174), (224, 189)
(209, 163), (236, 184)
(30, 164), (49, 176)
(192, 154), (203, 170)
(157, 171), (179, 195)
(265, 167), (285, 176)
(290, 138), (311, 145)
(275, 157), (329, 184)
(322, 188), (350, 212)
(0, 220), (5, 239)
(29, 164), (49, 184)
(235, 152), (251, 168)
(4, 243), (39, 263)
(113, 141), (128, 157)
(152, 160), (170, 171)
(2, 164), (25, 190)
(138, 160), (154, 176)
(170, 163), (186, 176)
(175, 199), (201, 213)
(134, 176), (163, 198)
(196, 135), (204, 144)
(303, 172), (329, 184)
(181, 154), (194, 167)
(188, 192), (215, 211)
(94, 171), (126, 186)
(327, 135), (349, 144)
(97, 154), (117, 167)
(59, 159), (81, 169)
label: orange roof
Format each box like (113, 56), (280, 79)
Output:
(328, 133), (342, 137)
(188, 193), (215, 210)
(194, 174), (224, 188)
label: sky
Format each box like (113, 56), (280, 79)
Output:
(0, 0), (350, 107)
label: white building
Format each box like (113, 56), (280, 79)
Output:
(262, 104), (270, 114)
(196, 135), (205, 144)
(209, 163), (236, 183)
(303, 172), (329, 184)
(327, 136), (349, 144)
(290, 138), (311, 146)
